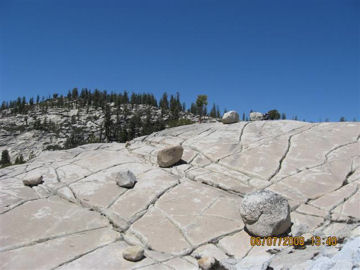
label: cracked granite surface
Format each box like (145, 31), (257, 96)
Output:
(0, 120), (359, 269)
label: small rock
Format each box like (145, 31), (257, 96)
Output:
(240, 190), (291, 237)
(157, 145), (183, 168)
(222, 111), (239, 124)
(115, 170), (137, 188)
(291, 224), (308, 236)
(198, 256), (217, 270)
(250, 112), (264, 121)
(122, 245), (145, 262)
(23, 175), (43, 187)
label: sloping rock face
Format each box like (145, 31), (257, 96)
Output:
(0, 120), (359, 269)
(0, 103), (203, 163)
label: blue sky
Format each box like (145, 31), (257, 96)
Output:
(1, 0), (359, 121)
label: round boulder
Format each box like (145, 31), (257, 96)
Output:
(240, 190), (291, 237)
(157, 145), (183, 168)
(122, 246), (145, 262)
(115, 170), (137, 188)
(250, 112), (264, 121)
(222, 111), (239, 124)
(23, 175), (43, 187)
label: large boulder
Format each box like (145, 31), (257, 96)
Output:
(115, 170), (137, 188)
(250, 112), (264, 121)
(23, 175), (43, 187)
(240, 190), (291, 237)
(222, 111), (239, 124)
(157, 145), (184, 167)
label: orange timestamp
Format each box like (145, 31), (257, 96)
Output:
(250, 236), (338, 247)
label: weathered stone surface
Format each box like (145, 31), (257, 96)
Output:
(115, 170), (137, 188)
(192, 244), (228, 261)
(22, 175), (43, 187)
(249, 112), (264, 121)
(222, 110), (239, 124)
(240, 190), (291, 236)
(122, 245), (145, 262)
(157, 145), (184, 167)
(0, 121), (359, 269)
(0, 227), (119, 270)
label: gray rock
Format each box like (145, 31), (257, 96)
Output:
(250, 112), (264, 121)
(115, 170), (137, 188)
(23, 175), (43, 187)
(157, 145), (183, 167)
(122, 245), (145, 262)
(240, 190), (291, 237)
(220, 256), (272, 270)
(306, 237), (360, 270)
(197, 256), (217, 270)
(222, 111), (239, 124)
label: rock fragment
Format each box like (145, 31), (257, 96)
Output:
(250, 112), (264, 121)
(115, 170), (137, 188)
(122, 245), (145, 262)
(222, 111), (239, 124)
(23, 175), (43, 187)
(157, 145), (183, 167)
(197, 256), (217, 270)
(240, 190), (291, 237)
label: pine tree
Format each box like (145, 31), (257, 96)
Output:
(267, 110), (280, 120)
(72, 88), (78, 99)
(119, 127), (128, 142)
(1, 150), (11, 167)
(281, 113), (286, 120)
(190, 103), (197, 115)
(210, 103), (216, 118)
(104, 105), (113, 141)
(159, 92), (169, 110)
(14, 154), (24, 164)
(196, 95), (208, 122)
(242, 112), (245, 121)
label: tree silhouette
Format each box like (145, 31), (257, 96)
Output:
(196, 95), (208, 122)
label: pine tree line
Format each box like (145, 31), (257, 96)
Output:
(1, 89), (223, 121)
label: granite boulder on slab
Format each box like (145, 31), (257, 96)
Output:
(157, 145), (184, 167)
(115, 170), (137, 188)
(222, 111), (239, 124)
(122, 245), (145, 262)
(240, 190), (291, 237)
(250, 112), (264, 121)
(23, 175), (44, 187)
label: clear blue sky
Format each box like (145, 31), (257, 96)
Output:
(1, 0), (359, 121)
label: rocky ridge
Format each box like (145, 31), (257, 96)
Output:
(0, 103), (203, 163)
(0, 120), (359, 269)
